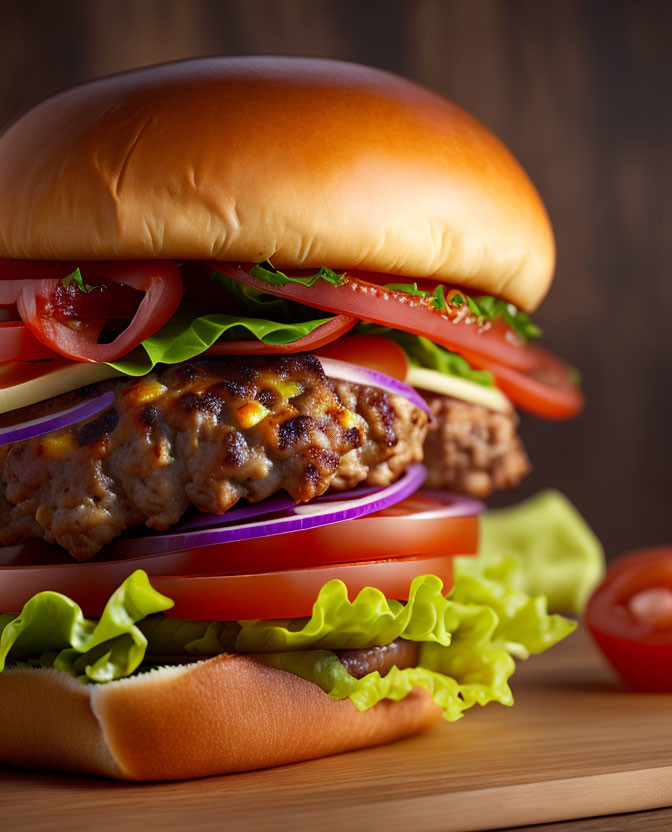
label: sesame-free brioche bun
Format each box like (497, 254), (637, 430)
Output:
(0, 56), (554, 311)
(0, 653), (441, 781)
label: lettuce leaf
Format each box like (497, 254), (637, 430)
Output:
(249, 262), (346, 288)
(0, 560), (575, 722)
(256, 560), (572, 720)
(0, 571), (173, 682)
(258, 647), (515, 721)
(469, 490), (605, 614)
(357, 324), (494, 387)
(109, 312), (334, 376)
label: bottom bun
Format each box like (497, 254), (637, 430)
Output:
(0, 653), (442, 781)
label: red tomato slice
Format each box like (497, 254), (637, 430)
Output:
(0, 322), (59, 361)
(464, 346), (584, 420)
(205, 314), (357, 356)
(0, 492), (475, 602)
(315, 334), (409, 381)
(586, 547), (672, 691)
(16, 261), (183, 363)
(206, 262), (536, 373)
(0, 551), (454, 620)
(158, 555), (454, 620)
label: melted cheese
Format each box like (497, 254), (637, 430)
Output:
(406, 367), (512, 413)
(0, 362), (125, 414)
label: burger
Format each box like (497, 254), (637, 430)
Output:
(0, 57), (583, 781)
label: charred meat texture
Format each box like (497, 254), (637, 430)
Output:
(0, 356), (427, 559)
(423, 394), (531, 497)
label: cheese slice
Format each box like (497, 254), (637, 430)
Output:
(0, 359), (512, 416)
(0, 362), (125, 414)
(406, 366), (512, 413)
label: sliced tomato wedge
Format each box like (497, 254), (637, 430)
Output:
(205, 314), (357, 356)
(315, 334), (409, 381)
(0, 322), (58, 361)
(586, 547), (672, 691)
(206, 262), (536, 373)
(16, 261), (183, 363)
(464, 345), (584, 420)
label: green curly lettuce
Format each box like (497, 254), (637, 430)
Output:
(0, 571), (173, 682)
(469, 489), (605, 615)
(140, 566), (574, 720)
(0, 562), (575, 720)
(254, 562), (572, 719)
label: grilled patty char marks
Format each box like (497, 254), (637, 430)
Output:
(423, 394), (531, 497)
(0, 355), (427, 559)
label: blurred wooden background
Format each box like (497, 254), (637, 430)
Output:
(0, 0), (670, 559)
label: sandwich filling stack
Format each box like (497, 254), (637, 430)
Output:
(0, 57), (588, 780)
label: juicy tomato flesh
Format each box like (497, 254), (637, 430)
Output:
(16, 261), (183, 363)
(466, 347), (585, 420)
(585, 547), (672, 691)
(49, 277), (143, 322)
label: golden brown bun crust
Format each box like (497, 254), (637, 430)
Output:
(0, 57), (554, 311)
(0, 654), (442, 781)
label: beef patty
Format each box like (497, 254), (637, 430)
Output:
(423, 394), (531, 497)
(0, 355), (427, 559)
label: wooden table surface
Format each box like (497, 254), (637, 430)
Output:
(3, 626), (672, 832)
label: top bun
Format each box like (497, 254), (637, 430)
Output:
(0, 57), (554, 311)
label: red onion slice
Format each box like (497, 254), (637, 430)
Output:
(318, 356), (431, 417)
(100, 463), (427, 559)
(174, 481), (397, 532)
(0, 391), (115, 447)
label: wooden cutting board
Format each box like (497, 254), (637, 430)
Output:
(4, 626), (672, 832)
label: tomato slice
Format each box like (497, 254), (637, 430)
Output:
(16, 261), (183, 363)
(315, 334), (409, 381)
(206, 262), (536, 373)
(205, 314), (357, 356)
(0, 551), (454, 620)
(464, 346), (584, 420)
(586, 547), (672, 691)
(0, 260), (76, 309)
(157, 555), (454, 620)
(0, 491), (473, 618)
(0, 322), (59, 361)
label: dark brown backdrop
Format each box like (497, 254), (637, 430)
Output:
(1, 0), (670, 558)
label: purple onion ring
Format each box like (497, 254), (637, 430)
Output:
(0, 391), (116, 448)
